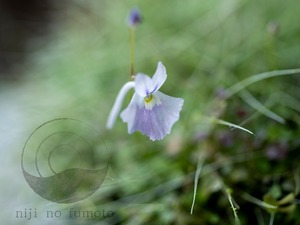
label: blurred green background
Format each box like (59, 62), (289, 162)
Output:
(1, 0), (300, 224)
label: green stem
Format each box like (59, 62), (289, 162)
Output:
(130, 28), (135, 80)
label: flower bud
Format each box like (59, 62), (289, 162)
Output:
(128, 7), (142, 27)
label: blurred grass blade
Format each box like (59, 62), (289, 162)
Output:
(242, 192), (277, 209)
(294, 168), (300, 195)
(225, 188), (240, 225)
(212, 118), (254, 135)
(190, 153), (206, 214)
(277, 193), (295, 205)
(275, 92), (300, 112)
(225, 68), (300, 98)
(240, 90), (285, 124)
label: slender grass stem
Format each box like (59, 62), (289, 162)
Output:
(269, 213), (275, 225)
(241, 192), (277, 209)
(212, 117), (254, 135)
(240, 90), (285, 124)
(190, 153), (206, 214)
(226, 188), (240, 225)
(225, 69), (300, 99)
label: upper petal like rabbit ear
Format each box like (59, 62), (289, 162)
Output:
(134, 73), (154, 97)
(151, 61), (167, 93)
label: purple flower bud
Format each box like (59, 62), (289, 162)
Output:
(128, 8), (142, 27)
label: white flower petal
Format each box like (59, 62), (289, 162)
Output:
(106, 81), (135, 129)
(151, 61), (167, 92)
(134, 73), (154, 97)
(121, 91), (184, 141)
(120, 93), (143, 132)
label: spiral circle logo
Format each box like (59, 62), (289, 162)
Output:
(21, 118), (109, 203)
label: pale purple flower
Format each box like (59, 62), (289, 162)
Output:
(106, 62), (184, 141)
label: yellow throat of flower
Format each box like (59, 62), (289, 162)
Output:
(144, 94), (161, 110)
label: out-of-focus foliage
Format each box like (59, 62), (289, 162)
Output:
(1, 0), (300, 224)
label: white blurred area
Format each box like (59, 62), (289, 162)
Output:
(0, 1), (61, 223)
(0, 1), (116, 224)
(0, 83), (64, 224)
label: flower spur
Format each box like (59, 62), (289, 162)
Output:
(106, 62), (184, 141)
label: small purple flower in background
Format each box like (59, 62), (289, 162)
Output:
(128, 7), (142, 27)
(106, 62), (184, 141)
